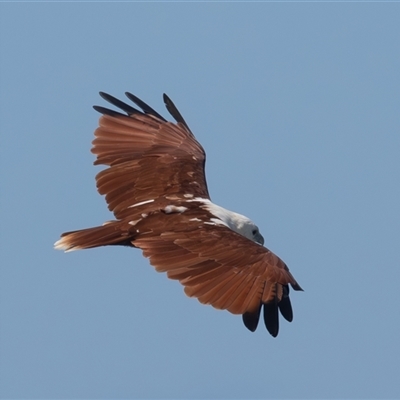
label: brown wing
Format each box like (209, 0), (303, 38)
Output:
(131, 209), (302, 336)
(91, 92), (210, 219)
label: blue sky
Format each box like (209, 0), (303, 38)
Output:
(1, 3), (400, 399)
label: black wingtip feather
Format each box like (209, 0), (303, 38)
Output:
(277, 285), (293, 322)
(125, 92), (167, 122)
(278, 296), (293, 322)
(263, 302), (279, 337)
(242, 304), (262, 332)
(291, 282), (304, 291)
(163, 93), (191, 132)
(93, 105), (128, 118)
(99, 91), (142, 116)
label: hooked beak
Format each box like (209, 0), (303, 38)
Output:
(255, 232), (264, 246)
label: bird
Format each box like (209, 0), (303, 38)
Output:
(54, 91), (302, 337)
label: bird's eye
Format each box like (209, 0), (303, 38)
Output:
(252, 229), (258, 235)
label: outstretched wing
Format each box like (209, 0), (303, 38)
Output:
(131, 210), (303, 336)
(91, 92), (210, 219)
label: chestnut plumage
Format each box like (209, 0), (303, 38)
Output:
(55, 91), (303, 336)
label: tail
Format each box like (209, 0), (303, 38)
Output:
(54, 221), (134, 252)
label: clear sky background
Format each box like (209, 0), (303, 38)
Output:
(1, 3), (399, 399)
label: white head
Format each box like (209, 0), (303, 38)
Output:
(200, 199), (265, 245)
(228, 212), (264, 245)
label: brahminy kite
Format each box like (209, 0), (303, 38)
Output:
(55, 91), (302, 336)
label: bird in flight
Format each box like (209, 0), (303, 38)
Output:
(55, 91), (302, 337)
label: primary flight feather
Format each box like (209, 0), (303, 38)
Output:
(55, 91), (302, 336)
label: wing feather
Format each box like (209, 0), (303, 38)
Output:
(91, 93), (210, 219)
(167, 260), (221, 280)
(209, 274), (253, 312)
(131, 212), (302, 332)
